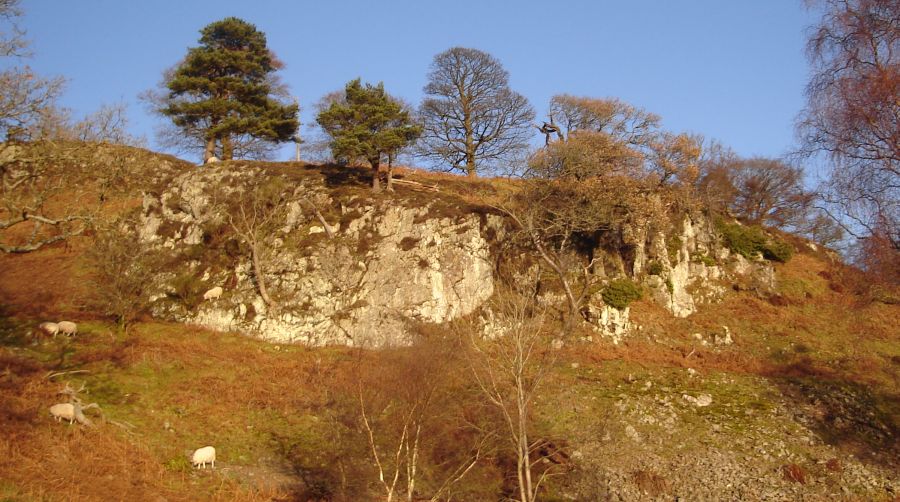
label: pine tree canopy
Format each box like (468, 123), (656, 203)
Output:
(317, 79), (421, 168)
(161, 17), (298, 160)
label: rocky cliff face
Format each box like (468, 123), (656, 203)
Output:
(139, 163), (776, 346)
(638, 215), (775, 318)
(140, 166), (498, 346)
(577, 214), (775, 343)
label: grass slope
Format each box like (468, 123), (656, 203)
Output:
(0, 145), (897, 500)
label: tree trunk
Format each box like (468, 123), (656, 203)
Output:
(386, 153), (395, 192)
(204, 135), (216, 163)
(371, 158), (382, 192)
(515, 351), (535, 502)
(250, 242), (274, 307)
(464, 113), (477, 177)
(465, 140), (477, 177)
(222, 134), (234, 161)
(311, 207), (336, 238)
(530, 232), (580, 324)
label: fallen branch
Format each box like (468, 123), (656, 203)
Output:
(391, 178), (439, 192)
(45, 369), (91, 380)
(107, 418), (136, 432)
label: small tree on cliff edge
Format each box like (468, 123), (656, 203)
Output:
(317, 79), (421, 192)
(160, 17), (298, 162)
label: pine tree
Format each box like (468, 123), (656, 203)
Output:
(161, 17), (298, 161)
(317, 79), (421, 192)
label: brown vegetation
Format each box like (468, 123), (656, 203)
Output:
(0, 139), (896, 500)
(799, 0), (899, 281)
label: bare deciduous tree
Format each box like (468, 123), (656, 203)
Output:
(496, 175), (649, 326)
(0, 1), (65, 141)
(0, 142), (94, 253)
(546, 95), (660, 147)
(0, 0), (28, 58)
(222, 179), (288, 307)
(0, 5), (145, 253)
(526, 130), (642, 181)
(86, 216), (159, 333)
(0, 67), (65, 140)
(419, 47), (535, 177)
(695, 139), (739, 215)
(353, 335), (486, 501)
(699, 156), (812, 229)
(70, 103), (144, 146)
(729, 158), (811, 229)
(645, 132), (702, 188)
(1, 102), (148, 254)
(798, 0), (899, 252)
(467, 296), (556, 502)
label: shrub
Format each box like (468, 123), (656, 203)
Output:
(163, 456), (192, 473)
(717, 220), (793, 263)
(602, 279), (643, 310)
(181, 244), (206, 262)
(762, 239), (794, 263)
(691, 252), (717, 267)
(666, 235), (683, 263)
(166, 272), (206, 311)
(399, 236), (420, 251)
(719, 222), (767, 259)
(646, 261), (664, 276)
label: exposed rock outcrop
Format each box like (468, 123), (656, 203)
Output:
(141, 166), (498, 346)
(138, 163), (778, 346)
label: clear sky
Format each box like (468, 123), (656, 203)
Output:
(18, 0), (817, 163)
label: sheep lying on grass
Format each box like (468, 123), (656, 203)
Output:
(57, 321), (77, 337)
(191, 446), (216, 469)
(202, 286), (223, 301)
(38, 322), (59, 337)
(49, 403), (75, 423)
(50, 382), (99, 426)
(48, 401), (99, 425)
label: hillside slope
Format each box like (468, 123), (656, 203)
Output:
(0, 144), (897, 501)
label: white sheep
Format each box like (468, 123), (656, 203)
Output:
(51, 382), (99, 426)
(49, 403), (75, 423)
(49, 402), (99, 425)
(57, 321), (77, 337)
(38, 322), (59, 338)
(202, 286), (223, 301)
(191, 446), (216, 469)
(205, 156), (220, 164)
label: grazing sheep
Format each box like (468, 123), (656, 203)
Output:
(205, 156), (220, 164)
(38, 322), (59, 338)
(191, 446), (216, 469)
(49, 403), (76, 423)
(202, 286), (223, 301)
(57, 321), (77, 337)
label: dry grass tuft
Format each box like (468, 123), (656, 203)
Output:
(631, 469), (669, 496)
(782, 463), (808, 484)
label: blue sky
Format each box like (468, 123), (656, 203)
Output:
(19, 0), (817, 163)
